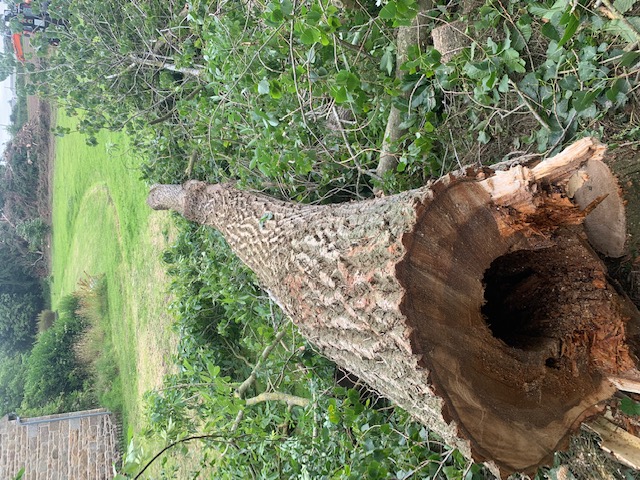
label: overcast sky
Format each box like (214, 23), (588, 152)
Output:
(0, 1), (15, 151)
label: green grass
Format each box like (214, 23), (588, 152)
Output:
(51, 112), (178, 433)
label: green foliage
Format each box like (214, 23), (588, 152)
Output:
(620, 396), (640, 416)
(16, 218), (49, 252)
(162, 220), (277, 377)
(21, 294), (92, 414)
(0, 353), (27, 415)
(21, 275), (124, 416)
(0, 292), (40, 353)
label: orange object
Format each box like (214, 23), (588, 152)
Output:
(11, 33), (25, 63)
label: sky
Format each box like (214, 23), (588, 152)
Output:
(0, 1), (15, 152)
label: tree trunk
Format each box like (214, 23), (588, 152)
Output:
(377, 0), (433, 179)
(147, 138), (640, 477)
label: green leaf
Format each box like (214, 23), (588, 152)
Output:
(558, 13), (579, 47)
(462, 61), (490, 80)
(620, 396), (640, 416)
(614, 0), (636, 14)
(541, 22), (560, 41)
(498, 74), (509, 93)
(328, 401), (341, 424)
(280, 0), (293, 16)
(572, 89), (602, 112)
(330, 85), (348, 103)
(516, 14), (533, 43)
(379, 1), (398, 20)
(380, 47), (394, 76)
(620, 51), (640, 67)
(257, 78), (270, 95)
(300, 27), (322, 45)
(335, 70), (360, 90)
(269, 80), (283, 99)
(306, 9), (322, 23)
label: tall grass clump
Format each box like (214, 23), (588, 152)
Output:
(72, 274), (123, 414)
(36, 310), (57, 333)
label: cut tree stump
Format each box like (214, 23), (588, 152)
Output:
(148, 137), (640, 477)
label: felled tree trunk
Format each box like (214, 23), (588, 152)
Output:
(148, 138), (640, 477)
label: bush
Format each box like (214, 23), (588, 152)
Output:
(0, 292), (41, 353)
(16, 218), (49, 252)
(21, 296), (92, 413)
(0, 353), (27, 416)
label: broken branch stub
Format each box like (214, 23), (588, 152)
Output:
(148, 137), (639, 476)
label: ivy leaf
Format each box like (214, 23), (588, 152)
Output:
(621, 396), (640, 415)
(572, 89), (603, 112)
(541, 22), (560, 41)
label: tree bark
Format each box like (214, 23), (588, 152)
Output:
(148, 138), (640, 477)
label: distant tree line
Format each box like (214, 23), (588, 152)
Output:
(0, 112), (49, 415)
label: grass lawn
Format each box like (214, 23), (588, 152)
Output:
(50, 112), (178, 433)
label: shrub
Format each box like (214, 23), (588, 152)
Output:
(15, 218), (49, 252)
(21, 297), (92, 413)
(0, 292), (41, 353)
(0, 353), (27, 416)
(36, 309), (56, 333)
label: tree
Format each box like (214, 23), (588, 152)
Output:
(0, 292), (40, 353)
(148, 138), (640, 476)
(0, 353), (27, 415)
(0, 52), (17, 83)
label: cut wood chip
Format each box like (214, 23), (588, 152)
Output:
(586, 417), (640, 470)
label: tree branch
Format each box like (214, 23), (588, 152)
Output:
(128, 54), (203, 77)
(235, 328), (288, 398)
(376, 3), (434, 182)
(231, 328), (289, 432)
(245, 392), (310, 407)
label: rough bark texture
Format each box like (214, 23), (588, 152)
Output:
(148, 138), (639, 476)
